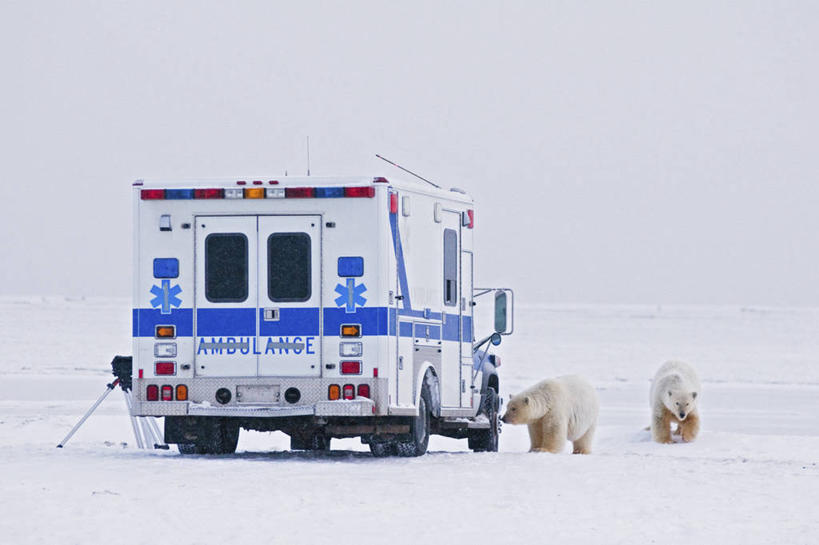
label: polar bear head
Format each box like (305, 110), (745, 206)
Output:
(501, 393), (544, 425)
(664, 386), (698, 421)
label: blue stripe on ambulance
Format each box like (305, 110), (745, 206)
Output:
(132, 307), (470, 341)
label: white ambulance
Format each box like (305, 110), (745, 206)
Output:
(130, 175), (513, 456)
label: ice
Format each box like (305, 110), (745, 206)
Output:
(0, 298), (816, 544)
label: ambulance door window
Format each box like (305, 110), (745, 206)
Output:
(267, 233), (311, 302)
(443, 229), (458, 306)
(204, 233), (249, 302)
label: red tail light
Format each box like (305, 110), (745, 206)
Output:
(467, 209), (474, 228)
(146, 385), (159, 401)
(357, 384), (370, 398)
(286, 187), (315, 198)
(373, 367), (379, 378)
(340, 361), (361, 375)
(345, 186), (375, 198)
(342, 384), (354, 400)
(161, 385), (173, 401)
(155, 362), (175, 375)
(390, 193), (398, 214)
(141, 189), (165, 200)
(194, 188), (223, 199)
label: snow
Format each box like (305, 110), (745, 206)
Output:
(1, 298), (817, 544)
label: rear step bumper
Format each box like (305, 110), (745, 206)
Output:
(132, 398), (376, 418)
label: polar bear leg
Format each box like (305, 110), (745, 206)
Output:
(572, 423), (595, 454)
(533, 417), (566, 453)
(679, 410), (700, 442)
(651, 411), (673, 444)
(527, 422), (544, 452)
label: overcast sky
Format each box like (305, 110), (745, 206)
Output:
(1, 1), (817, 305)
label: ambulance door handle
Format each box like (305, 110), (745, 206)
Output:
(263, 308), (280, 321)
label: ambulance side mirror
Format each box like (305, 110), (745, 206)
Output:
(494, 290), (513, 335)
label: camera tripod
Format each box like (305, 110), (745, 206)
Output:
(57, 356), (168, 450)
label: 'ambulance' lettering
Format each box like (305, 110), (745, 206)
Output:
(198, 336), (316, 356)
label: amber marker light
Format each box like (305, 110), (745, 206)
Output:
(328, 384), (341, 400)
(176, 385), (188, 401)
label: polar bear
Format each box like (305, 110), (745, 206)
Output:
(501, 375), (599, 454)
(650, 360), (701, 443)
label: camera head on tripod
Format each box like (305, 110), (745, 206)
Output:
(110, 355), (133, 392)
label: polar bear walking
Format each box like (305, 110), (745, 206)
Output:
(501, 375), (599, 454)
(650, 361), (701, 444)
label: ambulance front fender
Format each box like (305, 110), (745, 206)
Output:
(414, 363), (441, 417)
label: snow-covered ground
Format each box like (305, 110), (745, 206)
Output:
(1, 298), (817, 544)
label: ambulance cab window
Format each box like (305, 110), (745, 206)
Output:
(443, 229), (457, 307)
(268, 233), (311, 302)
(205, 233), (248, 303)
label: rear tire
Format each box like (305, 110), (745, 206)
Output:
(177, 443), (196, 455)
(469, 387), (500, 452)
(193, 418), (240, 455)
(369, 441), (397, 458)
(395, 384), (431, 457)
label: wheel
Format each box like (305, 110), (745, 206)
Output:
(177, 443), (196, 455)
(468, 387), (499, 452)
(369, 441), (397, 458)
(193, 418), (239, 455)
(395, 383), (431, 457)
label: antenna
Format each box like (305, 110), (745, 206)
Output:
(306, 136), (311, 176)
(375, 154), (440, 189)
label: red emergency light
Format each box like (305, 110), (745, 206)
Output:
(141, 189), (165, 200)
(340, 361), (361, 375)
(285, 187), (315, 198)
(194, 188), (223, 199)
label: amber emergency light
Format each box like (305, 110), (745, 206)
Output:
(340, 324), (361, 337)
(244, 187), (265, 199)
(155, 325), (175, 338)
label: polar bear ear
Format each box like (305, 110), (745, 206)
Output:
(524, 396), (529, 405)
(692, 392), (698, 399)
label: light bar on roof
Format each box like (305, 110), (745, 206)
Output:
(141, 184), (378, 200)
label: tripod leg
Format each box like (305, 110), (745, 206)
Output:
(57, 379), (120, 448)
(138, 418), (153, 450)
(146, 417), (169, 449)
(122, 389), (145, 449)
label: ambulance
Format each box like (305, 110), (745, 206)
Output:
(130, 175), (513, 456)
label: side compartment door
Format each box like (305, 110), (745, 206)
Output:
(194, 216), (258, 377)
(257, 215), (322, 377)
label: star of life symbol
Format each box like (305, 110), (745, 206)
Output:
(335, 278), (367, 313)
(150, 280), (182, 315)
